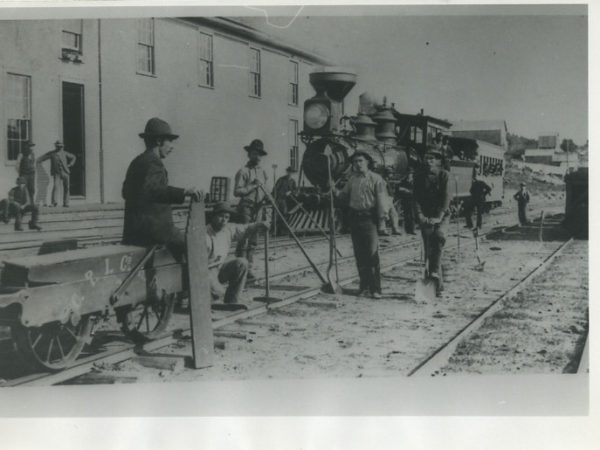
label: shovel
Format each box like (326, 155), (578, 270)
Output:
(253, 228), (282, 304)
(415, 240), (436, 303)
(473, 227), (485, 271)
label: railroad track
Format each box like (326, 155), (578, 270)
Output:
(4, 209), (577, 385)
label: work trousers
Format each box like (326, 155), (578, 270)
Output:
(21, 173), (35, 202)
(465, 200), (484, 229)
(400, 198), (415, 233)
(0, 200), (39, 229)
(387, 204), (401, 233)
(420, 222), (446, 279)
(518, 203), (528, 225)
(235, 203), (271, 271)
(210, 257), (248, 304)
(349, 212), (381, 294)
(52, 173), (70, 207)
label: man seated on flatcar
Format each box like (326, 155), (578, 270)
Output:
(206, 202), (269, 305)
(414, 147), (451, 297)
(122, 117), (202, 260)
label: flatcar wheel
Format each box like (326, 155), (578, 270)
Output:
(11, 317), (92, 372)
(120, 292), (175, 342)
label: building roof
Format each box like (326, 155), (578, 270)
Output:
(451, 119), (508, 133)
(183, 17), (331, 65)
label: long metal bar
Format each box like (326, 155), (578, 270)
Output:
(258, 184), (328, 285)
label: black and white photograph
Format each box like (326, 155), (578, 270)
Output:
(0, 1), (594, 447)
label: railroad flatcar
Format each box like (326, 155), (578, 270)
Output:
(289, 68), (504, 231)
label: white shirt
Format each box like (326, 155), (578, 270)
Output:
(205, 222), (249, 267)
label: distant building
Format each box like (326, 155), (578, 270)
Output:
(0, 18), (330, 204)
(450, 120), (508, 150)
(523, 132), (579, 169)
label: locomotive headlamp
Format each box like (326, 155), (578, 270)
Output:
(304, 103), (330, 130)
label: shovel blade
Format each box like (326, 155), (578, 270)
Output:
(322, 282), (342, 294)
(415, 278), (436, 303)
(211, 303), (248, 312)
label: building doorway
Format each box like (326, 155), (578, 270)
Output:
(62, 82), (85, 197)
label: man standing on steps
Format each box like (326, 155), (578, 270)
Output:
(121, 117), (202, 260)
(17, 141), (37, 203)
(464, 172), (492, 230)
(37, 140), (76, 207)
(513, 182), (530, 226)
(414, 147), (451, 297)
(334, 151), (387, 299)
(206, 202), (269, 305)
(233, 139), (270, 282)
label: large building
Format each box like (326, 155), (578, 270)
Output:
(0, 18), (330, 205)
(450, 119), (508, 151)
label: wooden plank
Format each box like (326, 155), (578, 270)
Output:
(186, 200), (214, 369)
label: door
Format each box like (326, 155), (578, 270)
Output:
(62, 82), (85, 196)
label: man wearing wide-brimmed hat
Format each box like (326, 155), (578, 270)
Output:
(0, 176), (41, 231)
(335, 150), (387, 299)
(17, 141), (37, 202)
(37, 139), (76, 207)
(414, 147), (451, 297)
(207, 201), (269, 304)
(233, 138), (271, 281)
(121, 118), (202, 259)
(273, 165), (297, 235)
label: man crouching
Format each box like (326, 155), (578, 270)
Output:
(207, 202), (269, 305)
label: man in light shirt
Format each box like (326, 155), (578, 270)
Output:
(233, 139), (271, 281)
(335, 151), (387, 299)
(207, 201), (269, 305)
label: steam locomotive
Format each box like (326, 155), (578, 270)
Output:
(287, 68), (504, 231)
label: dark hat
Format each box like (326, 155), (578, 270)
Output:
(285, 166), (296, 173)
(244, 139), (267, 156)
(16, 176), (26, 184)
(212, 201), (236, 215)
(54, 140), (64, 148)
(350, 151), (374, 164)
(138, 117), (179, 140)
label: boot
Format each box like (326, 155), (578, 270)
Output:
(28, 221), (42, 231)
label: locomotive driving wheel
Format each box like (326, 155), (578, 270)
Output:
(119, 292), (175, 342)
(12, 316), (92, 372)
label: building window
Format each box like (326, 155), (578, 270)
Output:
(6, 73), (32, 162)
(198, 32), (213, 87)
(137, 18), (155, 75)
(289, 119), (299, 170)
(62, 19), (83, 59)
(288, 60), (298, 106)
(249, 48), (261, 97)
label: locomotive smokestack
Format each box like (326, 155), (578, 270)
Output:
(309, 67), (356, 102)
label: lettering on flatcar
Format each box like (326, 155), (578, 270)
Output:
(120, 254), (133, 272)
(104, 257), (115, 276)
(84, 270), (97, 286)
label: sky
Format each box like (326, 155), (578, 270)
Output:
(241, 4), (588, 145)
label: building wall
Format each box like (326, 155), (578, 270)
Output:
(0, 20), (101, 203)
(0, 18), (320, 204)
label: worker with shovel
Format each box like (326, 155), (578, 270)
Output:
(206, 202), (270, 308)
(414, 147), (451, 297)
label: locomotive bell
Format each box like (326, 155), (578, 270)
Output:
(353, 113), (377, 142)
(373, 106), (398, 144)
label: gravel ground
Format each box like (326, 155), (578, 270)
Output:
(77, 193), (588, 384)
